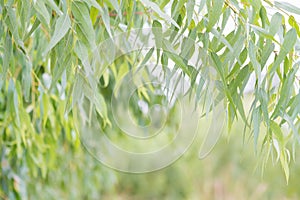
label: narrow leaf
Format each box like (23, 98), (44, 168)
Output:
(187, 0), (195, 25)
(270, 29), (297, 74)
(207, 0), (224, 31)
(72, 0), (96, 48)
(140, 0), (179, 28)
(275, 1), (300, 15)
(43, 13), (71, 55)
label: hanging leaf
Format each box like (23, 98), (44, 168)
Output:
(140, 0), (179, 28)
(270, 29), (297, 74)
(83, 0), (113, 38)
(275, 1), (300, 15)
(45, 0), (63, 15)
(249, 41), (261, 84)
(288, 16), (300, 37)
(33, 0), (51, 27)
(153, 20), (163, 49)
(72, 0), (96, 48)
(207, 0), (224, 32)
(253, 106), (261, 151)
(186, 0), (195, 25)
(4, 6), (24, 48)
(43, 13), (71, 55)
(269, 12), (282, 36)
(3, 33), (12, 77)
(103, 0), (122, 19)
(271, 68), (296, 119)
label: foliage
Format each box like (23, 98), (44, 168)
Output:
(0, 0), (300, 198)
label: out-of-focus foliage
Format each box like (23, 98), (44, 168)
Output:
(0, 0), (300, 198)
(18, 115), (300, 199)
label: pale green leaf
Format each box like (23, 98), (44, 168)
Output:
(207, 0), (224, 31)
(5, 6), (24, 48)
(140, 0), (179, 28)
(249, 41), (261, 83)
(104, 0), (121, 19)
(269, 12), (282, 36)
(275, 1), (300, 15)
(72, 0), (96, 48)
(33, 0), (50, 27)
(45, 0), (63, 15)
(288, 16), (300, 37)
(83, 0), (113, 37)
(187, 0), (195, 25)
(253, 106), (261, 150)
(270, 120), (284, 145)
(270, 29), (297, 74)
(43, 13), (71, 55)
(271, 68), (296, 119)
(3, 33), (12, 77)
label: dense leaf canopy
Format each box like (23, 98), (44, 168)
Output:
(0, 0), (300, 198)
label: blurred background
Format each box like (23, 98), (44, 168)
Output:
(25, 97), (300, 200)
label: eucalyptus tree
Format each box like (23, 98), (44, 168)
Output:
(1, 0), (300, 198)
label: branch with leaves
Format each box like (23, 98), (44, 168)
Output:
(0, 0), (300, 197)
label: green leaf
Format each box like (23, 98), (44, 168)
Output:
(207, 0), (224, 31)
(275, 1), (300, 15)
(250, 0), (262, 11)
(81, 81), (110, 126)
(211, 52), (225, 83)
(153, 20), (163, 49)
(259, 6), (270, 28)
(74, 40), (92, 75)
(7, 79), (20, 126)
(269, 12), (282, 36)
(43, 13), (71, 55)
(270, 29), (297, 74)
(100, 70), (110, 88)
(51, 53), (72, 90)
(230, 65), (250, 92)
(84, 0), (113, 37)
(24, 19), (40, 41)
(66, 73), (84, 114)
(280, 150), (290, 184)
(260, 40), (275, 68)
(253, 106), (261, 150)
(22, 56), (32, 102)
(211, 28), (234, 53)
(103, 0), (121, 19)
(186, 0), (195, 25)
(4, 6), (24, 48)
(234, 93), (247, 124)
(164, 51), (189, 76)
(45, 0), (63, 15)
(33, 0), (50, 27)
(140, 0), (179, 28)
(270, 120), (284, 145)
(140, 47), (155, 67)
(3, 33), (12, 77)
(287, 93), (300, 119)
(249, 41), (261, 84)
(195, 75), (206, 106)
(257, 88), (270, 127)
(100, 5), (113, 38)
(72, 0), (96, 48)
(180, 29), (197, 60)
(288, 16), (300, 37)
(249, 24), (275, 41)
(271, 68), (296, 119)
